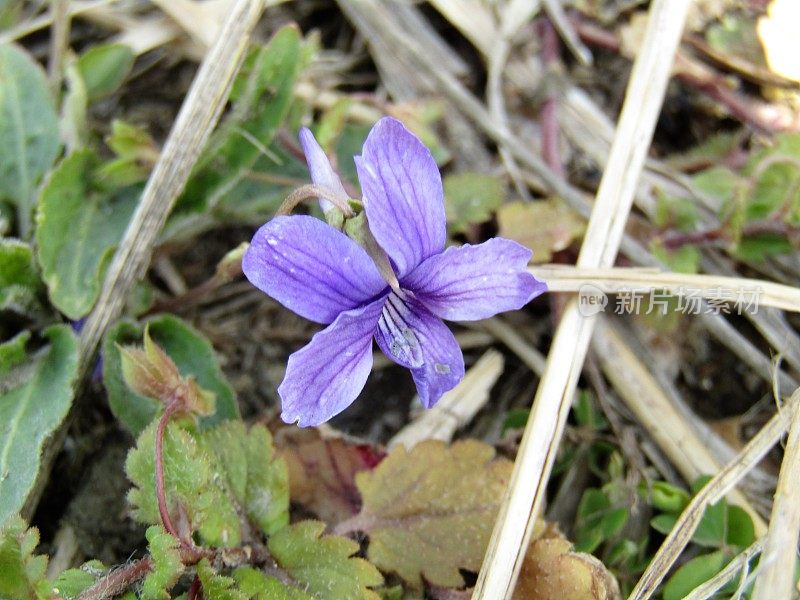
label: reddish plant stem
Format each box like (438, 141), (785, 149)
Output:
(661, 219), (800, 250)
(572, 18), (800, 134)
(661, 227), (726, 249)
(539, 17), (564, 178)
(155, 400), (182, 540)
(75, 557), (154, 600)
(187, 575), (202, 600)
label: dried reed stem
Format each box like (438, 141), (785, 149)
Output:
(473, 1), (692, 597)
(23, 0), (263, 521)
(76, 0), (262, 374)
(531, 266), (800, 313)
(751, 395), (800, 600)
(629, 388), (800, 600)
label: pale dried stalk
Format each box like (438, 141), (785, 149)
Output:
(531, 266), (800, 313)
(76, 0), (262, 375)
(23, 0), (263, 520)
(47, 0), (70, 95)
(474, 2), (692, 597)
(426, 0), (497, 56)
(472, 317), (547, 376)
(683, 538), (763, 600)
(0, 0), (114, 44)
(593, 317), (766, 533)
(629, 388), (800, 600)
(751, 395), (800, 600)
(542, 0), (592, 64)
(389, 350), (504, 449)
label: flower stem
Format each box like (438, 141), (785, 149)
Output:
(187, 575), (202, 600)
(155, 400), (181, 539)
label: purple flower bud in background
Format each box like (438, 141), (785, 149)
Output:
(298, 127), (349, 215)
(243, 117), (547, 426)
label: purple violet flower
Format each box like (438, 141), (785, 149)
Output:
(242, 117), (547, 426)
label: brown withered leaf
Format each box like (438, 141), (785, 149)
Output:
(348, 439), (513, 589)
(497, 200), (584, 263)
(513, 522), (620, 600)
(273, 426), (385, 524)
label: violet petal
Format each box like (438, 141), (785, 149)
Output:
(374, 293), (464, 408)
(299, 127), (349, 213)
(355, 117), (446, 278)
(402, 238), (547, 321)
(243, 215), (387, 324)
(279, 296), (386, 427)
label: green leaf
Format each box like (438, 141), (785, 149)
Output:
(76, 43), (134, 101)
(734, 233), (794, 262)
(574, 488), (629, 553)
(60, 59), (88, 152)
(666, 130), (744, 172)
(0, 325), (78, 525)
(233, 567), (311, 600)
(103, 314), (239, 435)
(96, 120), (158, 187)
(502, 408), (529, 433)
(269, 521), (383, 600)
(36, 150), (139, 318)
(126, 421), (241, 547)
(572, 390), (606, 430)
(0, 43), (60, 238)
(0, 330), (31, 374)
(200, 422), (289, 537)
(651, 241), (699, 274)
(654, 194), (699, 230)
(51, 560), (110, 598)
(0, 516), (49, 599)
(443, 172), (504, 234)
(726, 505), (755, 548)
(693, 166), (740, 203)
(692, 498), (727, 548)
(648, 481), (690, 514)
(197, 559), (247, 600)
(353, 439), (513, 588)
(706, 14), (766, 68)
(0, 239), (40, 290)
(650, 513), (677, 536)
(141, 526), (184, 600)
(0, 238), (47, 322)
(663, 550), (727, 600)
(170, 25), (303, 238)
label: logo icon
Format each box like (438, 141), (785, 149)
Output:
(577, 284), (608, 316)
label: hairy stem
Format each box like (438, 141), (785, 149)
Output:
(155, 400), (181, 539)
(75, 557), (153, 600)
(276, 184), (355, 217)
(187, 575), (202, 600)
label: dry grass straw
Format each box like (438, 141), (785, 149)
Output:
(473, 1), (692, 596)
(24, 0), (264, 520)
(629, 387), (800, 599)
(593, 317), (767, 533)
(76, 0), (263, 374)
(683, 538), (764, 600)
(46, 0), (70, 95)
(532, 266), (800, 313)
(751, 391), (800, 600)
